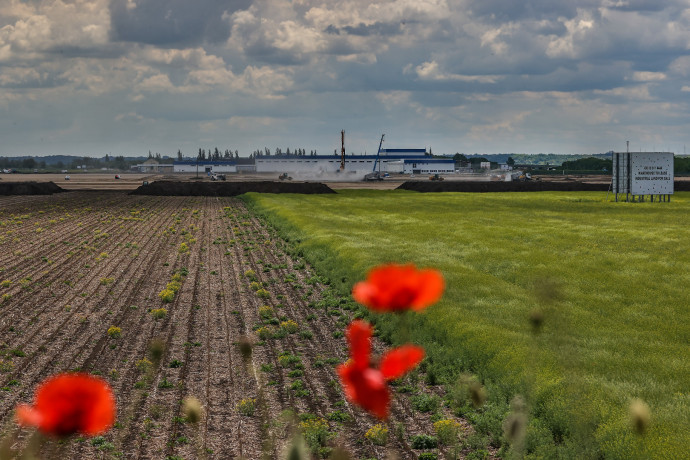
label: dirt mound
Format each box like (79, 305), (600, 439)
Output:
(130, 180), (336, 196)
(0, 181), (64, 195)
(397, 180), (611, 193)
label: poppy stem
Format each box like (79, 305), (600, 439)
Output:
(397, 311), (410, 345)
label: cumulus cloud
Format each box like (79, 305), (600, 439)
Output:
(109, 0), (251, 47)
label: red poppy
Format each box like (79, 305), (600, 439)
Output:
(16, 373), (116, 437)
(337, 320), (424, 419)
(352, 264), (444, 313)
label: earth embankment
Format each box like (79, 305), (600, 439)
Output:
(130, 180), (336, 196)
(0, 181), (64, 195)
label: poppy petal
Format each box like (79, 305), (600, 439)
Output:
(353, 264), (444, 312)
(17, 373), (116, 437)
(379, 345), (425, 381)
(346, 320), (372, 368)
(411, 270), (445, 310)
(16, 404), (42, 428)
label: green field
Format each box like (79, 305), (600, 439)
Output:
(243, 190), (690, 458)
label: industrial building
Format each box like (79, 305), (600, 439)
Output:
(254, 148), (454, 175)
(173, 160), (237, 174)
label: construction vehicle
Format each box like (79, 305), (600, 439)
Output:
(429, 174), (444, 181)
(278, 173), (293, 181)
(363, 134), (385, 181)
(210, 173), (226, 181)
(509, 171), (531, 181)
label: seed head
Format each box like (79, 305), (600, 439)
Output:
(629, 398), (650, 435)
(148, 338), (165, 365)
(284, 434), (309, 460)
(528, 309), (544, 333)
(182, 396), (203, 424)
(469, 381), (487, 408)
(238, 336), (253, 361)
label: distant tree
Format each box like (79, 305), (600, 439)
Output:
(148, 150), (153, 159)
(453, 153), (468, 164)
(235, 150), (239, 159)
(286, 148), (291, 155)
(561, 157), (612, 171)
(22, 158), (36, 169)
(177, 149), (183, 161)
(105, 154), (110, 162)
(507, 157), (515, 166)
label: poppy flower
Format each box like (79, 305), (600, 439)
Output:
(352, 264), (444, 313)
(16, 373), (116, 437)
(337, 320), (424, 419)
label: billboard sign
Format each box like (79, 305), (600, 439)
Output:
(612, 152), (674, 196)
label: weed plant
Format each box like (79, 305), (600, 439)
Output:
(365, 424), (389, 446)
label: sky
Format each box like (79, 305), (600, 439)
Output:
(1, 0), (690, 158)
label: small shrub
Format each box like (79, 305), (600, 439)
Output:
(280, 320), (299, 334)
(299, 330), (313, 340)
(151, 308), (168, 319)
(365, 424), (388, 446)
(412, 393), (440, 413)
(434, 419), (462, 445)
(0, 280), (11, 288)
(410, 434), (438, 449)
(107, 326), (121, 339)
(237, 398), (256, 416)
(100, 277), (114, 286)
(256, 326), (273, 340)
(256, 288), (270, 299)
(158, 289), (175, 303)
(299, 417), (330, 450)
(1, 294), (10, 303)
(258, 305), (274, 320)
(166, 281), (182, 293)
(169, 359), (183, 368)
(0, 360), (14, 373)
(418, 453), (438, 460)
(244, 269), (258, 281)
(326, 410), (351, 422)
(178, 242), (189, 253)
(278, 353), (301, 368)
(249, 281), (261, 291)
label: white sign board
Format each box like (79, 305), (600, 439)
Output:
(631, 152), (673, 195)
(612, 152), (674, 195)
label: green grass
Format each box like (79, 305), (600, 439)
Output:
(243, 190), (690, 459)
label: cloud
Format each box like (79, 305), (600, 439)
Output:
(412, 60), (502, 83)
(109, 0), (251, 47)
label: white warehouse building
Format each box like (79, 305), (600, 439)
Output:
(173, 160), (237, 173)
(255, 149), (454, 175)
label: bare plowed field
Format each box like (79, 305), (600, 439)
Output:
(0, 192), (478, 459)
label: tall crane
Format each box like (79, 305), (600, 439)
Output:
(364, 134), (385, 181)
(372, 134), (385, 173)
(340, 130), (345, 171)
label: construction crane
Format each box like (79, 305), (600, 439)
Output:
(364, 134), (385, 181)
(340, 130), (346, 171)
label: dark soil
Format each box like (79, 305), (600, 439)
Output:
(130, 180), (336, 196)
(396, 180), (608, 192)
(0, 182), (64, 195)
(398, 179), (690, 193)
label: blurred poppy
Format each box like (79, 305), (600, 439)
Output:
(352, 264), (444, 313)
(337, 320), (424, 419)
(16, 373), (116, 437)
